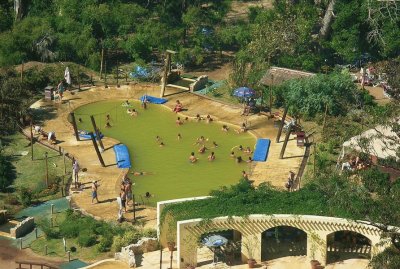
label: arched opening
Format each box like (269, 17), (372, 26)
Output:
(197, 229), (242, 266)
(261, 226), (307, 261)
(327, 230), (372, 263)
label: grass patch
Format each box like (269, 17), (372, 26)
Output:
(32, 209), (157, 262)
(0, 133), (72, 213)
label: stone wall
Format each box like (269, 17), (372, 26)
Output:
(115, 237), (158, 268)
(190, 75), (208, 92)
(10, 217), (35, 238)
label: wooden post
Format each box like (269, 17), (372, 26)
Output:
(322, 102), (328, 132)
(314, 143), (317, 177)
(100, 47), (104, 79)
(169, 249), (173, 269)
(159, 248), (162, 269)
(269, 75), (274, 116)
(90, 115), (104, 150)
(104, 61), (108, 89)
(90, 74), (94, 86)
(133, 194), (136, 222)
(30, 123), (34, 160)
(51, 204), (54, 214)
(35, 228), (38, 238)
(279, 123), (293, 159)
(116, 61), (120, 88)
(45, 245), (48, 255)
(68, 251), (71, 262)
(20, 238), (23, 249)
(89, 132), (105, 167)
(63, 150), (67, 175)
(21, 62), (24, 82)
(77, 66), (81, 91)
(125, 71), (128, 85)
(70, 113), (80, 141)
(276, 106), (288, 143)
(45, 152), (49, 187)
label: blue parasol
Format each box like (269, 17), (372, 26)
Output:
(233, 87), (256, 98)
(202, 235), (228, 247)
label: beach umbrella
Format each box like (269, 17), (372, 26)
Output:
(233, 87), (256, 98)
(202, 235), (228, 247)
(202, 235), (228, 264)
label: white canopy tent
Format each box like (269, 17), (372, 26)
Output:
(341, 125), (399, 161)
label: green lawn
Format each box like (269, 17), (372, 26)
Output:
(0, 133), (72, 212)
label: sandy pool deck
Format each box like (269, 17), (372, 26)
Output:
(28, 84), (305, 226)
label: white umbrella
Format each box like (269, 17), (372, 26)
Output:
(64, 67), (71, 85)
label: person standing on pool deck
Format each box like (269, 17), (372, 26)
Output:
(125, 179), (133, 206)
(57, 80), (65, 102)
(72, 158), (80, 188)
(120, 183), (127, 213)
(189, 152), (197, 163)
(176, 117), (183, 125)
(91, 181), (99, 204)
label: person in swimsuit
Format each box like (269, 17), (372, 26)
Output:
(208, 152), (215, 161)
(91, 181), (99, 204)
(189, 152), (197, 163)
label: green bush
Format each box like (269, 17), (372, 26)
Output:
(360, 167), (391, 195)
(97, 234), (113, 252)
(0, 152), (15, 191)
(111, 235), (124, 252)
(77, 231), (97, 247)
(142, 228), (157, 238)
(16, 187), (34, 207)
(59, 219), (80, 238)
(38, 218), (60, 239)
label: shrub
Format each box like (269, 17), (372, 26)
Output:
(97, 234), (113, 252)
(111, 235), (124, 252)
(77, 231), (97, 247)
(360, 167), (391, 195)
(37, 218), (60, 239)
(0, 153), (15, 191)
(16, 187), (34, 206)
(59, 220), (80, 238)
(142, 228), (157, 238)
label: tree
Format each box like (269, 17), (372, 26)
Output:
(275, 72), (359, 119)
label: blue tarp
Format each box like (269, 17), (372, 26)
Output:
(113, 144), (132, 168)
(253, 138), (271, 162)
(78, 131), (104, 140)
(139, 95), (168, 104)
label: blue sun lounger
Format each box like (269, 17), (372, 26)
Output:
(253, 139), (271, 162)
(78, 131), (104, 140)
(113, 144), (131, 168)
(139, 95), (168, 104)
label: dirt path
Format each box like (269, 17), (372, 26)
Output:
(0, 240), (62, 268)
(28, 84), (304, 227)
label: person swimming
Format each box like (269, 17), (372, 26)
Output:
(176, 117), (183, 125)
(195, 114), (202, 122)
(208, 152), (216, 161)
(236, 156), (242, 163)
(189, 152), (197, 163)
(177, 133), (182, 140)
(159, 142), (165, 147)
(230, 151), (235, 158)
(244, 146), (252, 154)
(222, 125), (229, 132)
(198, 145), (207, 153)
(212, 141), (218, 148)
(247, 156), (253, 163)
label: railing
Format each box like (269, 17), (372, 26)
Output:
(15, 260), (59, 269)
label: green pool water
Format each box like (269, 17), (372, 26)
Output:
(74, 100), (255, 205)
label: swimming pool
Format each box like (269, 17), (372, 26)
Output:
(74, 100), (255, 205)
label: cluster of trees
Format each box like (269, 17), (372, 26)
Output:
(1, 0), (399, 75)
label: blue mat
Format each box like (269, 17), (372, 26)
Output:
(114, 144), (132, 168)
(139, 95), (167, 104)
(253, 139), (271, 162)
(78, 131), (104, 140)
